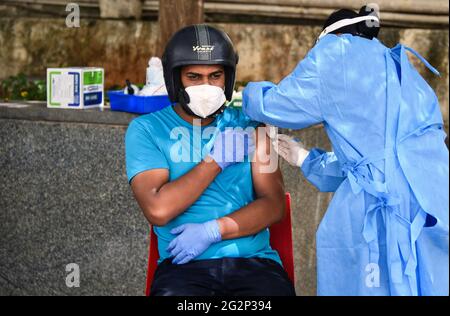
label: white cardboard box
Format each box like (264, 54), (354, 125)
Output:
(47, 68), (104, 109)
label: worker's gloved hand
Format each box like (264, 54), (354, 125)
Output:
(273, 134), (310, 167)
(207, 129), (255, 171)
(167, 220), (222, 265)
(265, 124), (278, 139)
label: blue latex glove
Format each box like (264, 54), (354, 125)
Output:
(207, 128), (255, 170)
(167, 220), (222, 265)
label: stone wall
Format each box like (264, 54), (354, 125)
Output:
(0, 104), (144, 296)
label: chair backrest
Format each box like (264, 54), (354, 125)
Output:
(269, 192), (295, 284)
(145, 222), (160, 296)
(145, 192), (295, 296)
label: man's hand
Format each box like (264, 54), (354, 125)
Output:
(206, 129), (255, 171)
(167, 220), (222, 264)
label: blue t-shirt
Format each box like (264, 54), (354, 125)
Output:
(125, 105), (281, 265)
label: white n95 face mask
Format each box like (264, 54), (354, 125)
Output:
(184, 84), (226, 118)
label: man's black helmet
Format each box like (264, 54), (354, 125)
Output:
(162, 24), (239, 104)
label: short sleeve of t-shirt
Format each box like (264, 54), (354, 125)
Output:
(125, 118), (169, 184)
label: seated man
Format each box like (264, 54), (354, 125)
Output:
(125, 24), (295, 296)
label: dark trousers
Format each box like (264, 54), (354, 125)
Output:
(150, 257), (296, 296)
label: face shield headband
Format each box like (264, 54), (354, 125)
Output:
(317, 15), (380, 42)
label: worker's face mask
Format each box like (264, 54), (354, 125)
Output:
(184, 84), (226, 118)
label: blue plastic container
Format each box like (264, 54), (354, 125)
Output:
(108, 90), (172, 114)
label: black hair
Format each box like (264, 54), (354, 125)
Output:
(322, 9), (359, 35)
(322, 6), (380, 39)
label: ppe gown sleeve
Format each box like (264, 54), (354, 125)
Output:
(300, 148), (346, 192)
(242, 50), (323, 130)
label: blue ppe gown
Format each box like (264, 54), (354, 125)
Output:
(242, 34), (449, 296)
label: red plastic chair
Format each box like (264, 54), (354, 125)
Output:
(145, 192), (295, 296)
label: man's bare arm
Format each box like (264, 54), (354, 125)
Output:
(217, 128), (285, 239)
(130, 160), (221, 226)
